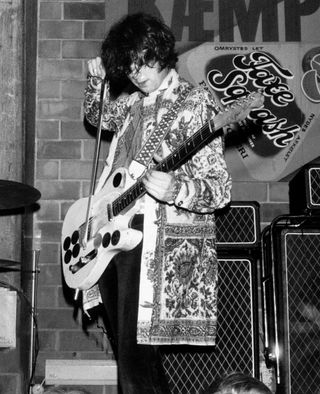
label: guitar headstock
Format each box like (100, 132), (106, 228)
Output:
(218, 91), (265, 127)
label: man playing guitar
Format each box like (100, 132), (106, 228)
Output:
(81, 12), (233, 394)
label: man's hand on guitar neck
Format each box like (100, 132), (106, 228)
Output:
(142, 152), (180, 204)
(142, 169), (178, 204)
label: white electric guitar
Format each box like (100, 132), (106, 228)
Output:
(61, 92), (264, 290)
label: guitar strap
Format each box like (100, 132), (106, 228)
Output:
(128, 84), (192, 179)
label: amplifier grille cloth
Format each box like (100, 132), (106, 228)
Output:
(284, 232), (320, 394)
(216, 204), (259, 247)
(161, 258), (257, 394)
(310, 168), (320, 206)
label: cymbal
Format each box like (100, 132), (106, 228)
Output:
(0, 259), (21, 271)
(0, 180), (41, 210)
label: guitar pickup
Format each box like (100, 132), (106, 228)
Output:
(107, 203), (113, 221)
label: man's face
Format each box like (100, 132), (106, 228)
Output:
(127, 61), (169, 94)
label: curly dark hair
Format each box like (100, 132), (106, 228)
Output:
(101, 13), (178, 82)
(204, 372), (272, 394)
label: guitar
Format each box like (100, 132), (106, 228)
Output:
(61, 92), (264, 290)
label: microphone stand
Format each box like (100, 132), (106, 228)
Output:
(28, 231), (41, 394)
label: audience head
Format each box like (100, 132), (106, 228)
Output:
(44, 387), (91, 394)
(206, 371), (272, 394)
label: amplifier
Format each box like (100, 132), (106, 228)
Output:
(161, 256), (260, 394)
(289, 164), (320, 214)
(215, 201), (260, 250)
(261, 216), (320, 394)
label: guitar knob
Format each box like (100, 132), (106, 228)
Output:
(102, 232), (111, 248)
(64, 249), (72, 264)
(63, 237), (71, 251)
(111, 230), (120, 245)
(72, 243), (80, 258)
(71, 231), (79, 244)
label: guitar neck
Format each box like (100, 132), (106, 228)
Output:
(112, 119), (222, 217)
(155, 119), (222, 172)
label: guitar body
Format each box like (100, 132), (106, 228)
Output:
(61, 168), (143, 290)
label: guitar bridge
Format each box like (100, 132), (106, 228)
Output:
(69, 249), (97, 274)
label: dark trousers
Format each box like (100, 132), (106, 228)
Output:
(98, 216), (170, 394)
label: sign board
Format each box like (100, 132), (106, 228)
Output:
(179, 43), (320, 181)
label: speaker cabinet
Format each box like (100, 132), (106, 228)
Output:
(216, 201), (260, 250)
(161, 257), (259, 394)
(262, 216), (320, 394)
(289, 164), (320, 214)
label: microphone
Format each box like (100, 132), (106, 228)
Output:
(32, 229), (41, 272)
(32, 228), (42, 253)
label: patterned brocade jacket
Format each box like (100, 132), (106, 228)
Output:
(83, 68), (232, 346)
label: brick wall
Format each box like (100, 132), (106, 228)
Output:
(35, 1), (114, 393)
(32, 0), (318, 392)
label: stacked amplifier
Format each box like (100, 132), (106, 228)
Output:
(161, 201), (261, 394)
(261, 164), (320, 394)
(289, 164), (320, 214)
